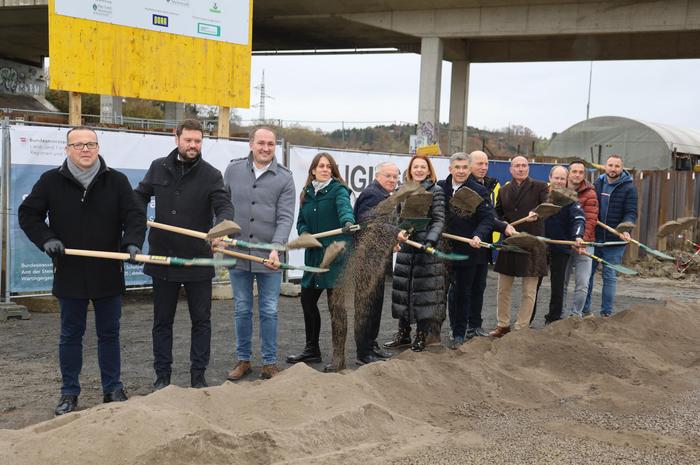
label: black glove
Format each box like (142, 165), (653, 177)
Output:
(126, 245), (142, 265)
(43, 238), (65, 258)
(341, 222), (356, 234)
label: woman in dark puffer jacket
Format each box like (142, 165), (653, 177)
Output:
(386, 155), (446, 352)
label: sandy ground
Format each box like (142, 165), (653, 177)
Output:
(1, 271), (699, 464)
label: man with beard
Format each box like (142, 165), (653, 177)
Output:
(135, 119), (234, 389)
(562, 160), (598, 319)
(583, 155), (637, 317)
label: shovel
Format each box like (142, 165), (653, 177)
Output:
(65, 248), (239, 267)
(509, 203), (561, 227)
(442, 232), (529, 254)
(580, 249), (638, 275)
(148, 220), (286, 252)
(213, 247), (328, 273)
(285, 224), (361, 250)
(401, 236), (470, 261)
(657, 220), (683, 238)
(535, 237), (629, 248)
(597, 220), (674, 261)
(450, 187), (484, 217)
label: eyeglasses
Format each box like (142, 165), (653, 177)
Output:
(68, 142), (99, 150)
(378, 173), (399, 180)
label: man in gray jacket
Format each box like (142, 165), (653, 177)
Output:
(224, 126), (295, 380)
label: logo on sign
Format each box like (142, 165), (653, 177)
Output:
(197, 23), (221, 37)
(210, 2), (221, 13)
(152, 14), (169, 27)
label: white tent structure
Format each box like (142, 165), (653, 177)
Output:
(545, 116), (700, 171)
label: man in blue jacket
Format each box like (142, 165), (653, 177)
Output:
(583, 155), (638, 317)
(354, 162), (399, 359)
(543, 165), (585, 324)
(439, 152), (494, 348)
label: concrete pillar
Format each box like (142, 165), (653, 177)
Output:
(448, 60), (470, 155)
(417, 37), (443, 147)
(164, 102), (185, 122)
(99, 95), (123, 124)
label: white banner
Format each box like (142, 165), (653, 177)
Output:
(8, 124), (282, 294)
(55, 0), (250, 46)
(284, 146), (451, 278)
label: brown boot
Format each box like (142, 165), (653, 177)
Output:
(260, 364), (280, 379)
(227, 361), (251, 381)
(488, 326), (511, 338)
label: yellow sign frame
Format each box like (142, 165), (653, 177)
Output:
(48, 0), (252, 108)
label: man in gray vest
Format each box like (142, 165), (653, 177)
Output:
(224, 126), (295, 380)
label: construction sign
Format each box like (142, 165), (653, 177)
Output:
(48, 0), (252, 107)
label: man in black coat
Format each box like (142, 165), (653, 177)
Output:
(134, 119), (234, 389)
(352, 162), (399, 364)
(439, 152), (494, 349)
(19, 126), (145, 415)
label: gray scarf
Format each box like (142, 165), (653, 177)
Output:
(66, 156), (101, 189)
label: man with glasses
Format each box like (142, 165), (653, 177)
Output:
(135, 119), (234, 390)
(351, 162), (399, 363)
(19, 126), (145, 415)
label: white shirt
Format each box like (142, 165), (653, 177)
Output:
(253, 161), (272, 179)
(452, 182), (463, 193)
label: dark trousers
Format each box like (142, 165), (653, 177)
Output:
(448, 264), (489, 338)
(529, 276), (545, 324)
(354, 276), (385, 356)
(152, 278), (212, 376)
(300, 286), (346, 365)
(58, 295), (123, 396)
(545, 251), (571, 323)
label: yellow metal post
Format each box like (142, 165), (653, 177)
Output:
(217, 106), (230, 138)
(69, 92), (81, 126)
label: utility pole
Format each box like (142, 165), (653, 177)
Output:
(252, 70), (274, 124)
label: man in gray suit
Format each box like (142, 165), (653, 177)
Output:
(224, 126), (295, 380)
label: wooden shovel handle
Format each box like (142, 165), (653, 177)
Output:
(579, 249), (602, 263)
(510, 213), (538, 227)
(65, 248), (171, 265)
(597, 220), (637, 245)
(311, 227), (344, 240)
(148, 221), (208, 240)
(403, 238), (425, 250)
(442, 232), (470, 244)
(539, 238), (576, 245)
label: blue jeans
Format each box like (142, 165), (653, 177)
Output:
(563, 246), (593, 317)
(583, 245), (626, 316)
(229, 269), (282, 365)
(58, 295), (123, 396)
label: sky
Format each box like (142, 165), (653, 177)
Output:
(235, 55), (700, 139)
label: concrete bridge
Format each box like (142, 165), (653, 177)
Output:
(2, 0), (700, 150)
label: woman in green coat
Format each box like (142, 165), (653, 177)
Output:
(286, 152), (355, 372)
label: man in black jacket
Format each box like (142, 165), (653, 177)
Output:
(134, 119), (234, 389)
(19, 126), (145, 415)
(439, 152), (494, 348)
(352, 162), (399, 363)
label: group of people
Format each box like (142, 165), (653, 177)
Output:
(18, 119), (637, 417)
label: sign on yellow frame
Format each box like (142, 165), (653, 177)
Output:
(48, 0), (252, 108)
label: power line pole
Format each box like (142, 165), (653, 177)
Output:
(253, 70), (274, 123)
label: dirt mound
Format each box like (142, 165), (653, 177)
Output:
(2, 301), (699, 464)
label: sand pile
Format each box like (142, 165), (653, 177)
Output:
(2, 300), (699, 465)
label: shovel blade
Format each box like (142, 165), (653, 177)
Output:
(433, 250), (470, 261)
(640, 244), (675, 261)
(207, 220), (241, 239)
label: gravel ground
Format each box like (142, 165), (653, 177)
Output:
(0, 270), (686, 430)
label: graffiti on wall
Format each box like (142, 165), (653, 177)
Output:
(0, 59), (46, 96)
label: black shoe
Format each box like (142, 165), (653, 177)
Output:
(103, 388), (128, 403)
(411, 332), (426, 352)
(154, 373), (171, 390)
(371, 342), (393, 359)
(54, 395), (78, 416)
(286, 345), (322, 364)
(191, 372), (208, 389)
(383, 328), (412, 349)
(356, 353), (385, 366)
